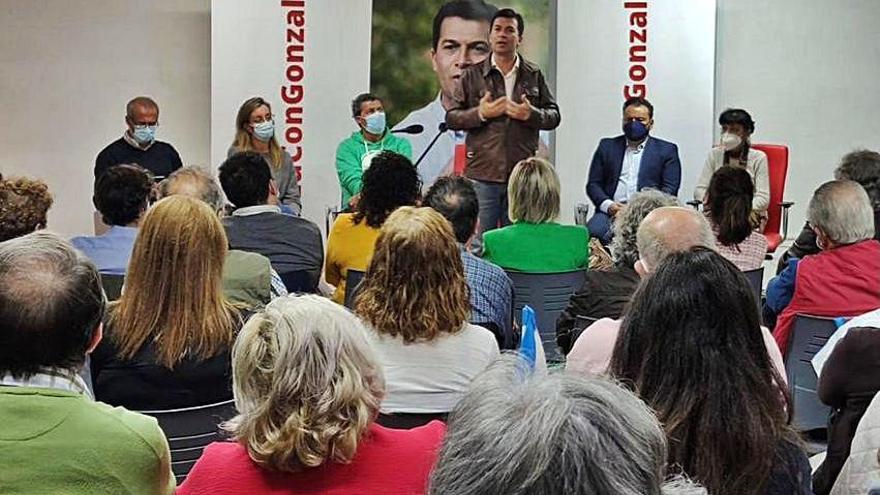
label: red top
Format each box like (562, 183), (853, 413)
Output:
(177, 421), (445, 495)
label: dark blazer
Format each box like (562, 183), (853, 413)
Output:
(585, 135), (681, 208)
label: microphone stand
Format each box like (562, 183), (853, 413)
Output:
(415, 123), (448, 168)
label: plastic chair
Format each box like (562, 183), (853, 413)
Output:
(751, 143), (794, 254)
(505, 269), (587, 362)
(344, 269), (366, 309)
(784, 314), (836, 432)
(139, 400), (237, 483)
(100, 273), (124, 301)
(742, 266), (764, 316)
(376, 412), (447, 430)
(563, 315), (598, 356)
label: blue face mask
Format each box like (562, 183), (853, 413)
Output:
(364, 111), (386, 135)
(623, 120), (649, 142)
(132, 125), (157, 145)
(252, 120), (275, 141)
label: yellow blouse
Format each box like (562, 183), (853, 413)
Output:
(325, 213), (382, 304)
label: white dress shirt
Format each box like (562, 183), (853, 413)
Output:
(600, 137), (648, 214)
(394, 94), (463, 186)
(490, 53), (520, 100)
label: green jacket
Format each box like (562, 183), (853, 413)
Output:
(0, 386), (175, 494)
(335, 129), (412, 207)
(482, 222), (590, 273)
(222, 249), (272, 308)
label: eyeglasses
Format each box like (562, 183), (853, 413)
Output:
(132, 123), (159, 129)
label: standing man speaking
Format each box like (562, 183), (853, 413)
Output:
(446, 8), (560, 239)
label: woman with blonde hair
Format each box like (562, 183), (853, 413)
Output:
(90, 195), (248, 410)
(229, 96), (301, 215)
(177, 295), (446, 495)
(482, 157), (590, 272)
(357, 206), (499, 415)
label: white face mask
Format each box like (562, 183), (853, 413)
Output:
(720, 132), (743, 151)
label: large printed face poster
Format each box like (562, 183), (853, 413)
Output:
(370, 0), (552, 185)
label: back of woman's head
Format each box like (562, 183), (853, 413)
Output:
(227, 295), (384, 473)
(356, 206), (470, 343)
(610, 189), (679, 268)
(508, 157), (560, 224)
(430, 355), (705, 495)
(835, 149), (880, 211)
(706, 166), (754, 245)
(610, 248), (794, 495)
(354, 151), (422, 228)
(0, 175), (53, 242)
(110, 195), (237, 367)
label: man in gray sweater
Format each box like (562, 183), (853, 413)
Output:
(219, 152), (323, 292)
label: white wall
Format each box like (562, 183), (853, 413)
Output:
(715, 0), (880, 233)
(0, 0), (210, 237)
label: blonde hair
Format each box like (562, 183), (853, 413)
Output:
(356, 206), (470, 343)
(226, 295), (384, 472)
(508, 157), (561, 223)
(233, 97), (283, 169)
(108, 196), (239, 368)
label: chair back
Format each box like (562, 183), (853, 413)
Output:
(100, 273), (125, 301)
(139, 400), (237, 483)
(376, 412), (447, 430)
(742, 267), (764, 316)
(751, 143), (789, 252)
(784, 314), (836, 432)
(505, 269), (587, 361)
(564, 315), (598, 355)
(344, 269), (366, 309)
(279, 270), (317, 293)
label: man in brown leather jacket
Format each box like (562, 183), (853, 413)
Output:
(446, 8), (560, 240)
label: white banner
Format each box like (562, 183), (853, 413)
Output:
(211, 0), (372, 232)
(555, 0), (716, 221)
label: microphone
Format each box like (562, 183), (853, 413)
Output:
(415, 122), (450, 167)
(391, 124), (424, 135)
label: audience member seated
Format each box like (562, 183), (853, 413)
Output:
(694, 108), (769, 217)
(90, 196), (249, 410)
(0, 232), (174, 493)
(158, 166), (287, 306)
(566, 206), (786, 379)
(178, 295), (445, 495)
(482, 157), (589, 272)
(356, 207), (499, 414)
(812, 324), (880, 494)
(610, 249), (811, 495)
(72, 164), (152, 274)
(780, 149), (880, 272)
(229, 97), (301, 214)
(428, 355), (705, 495)
(0, 174), (52, 242)
(556, 189), (677, 353)
(766, 180), (880, 355)
(424, 176), (514, 348)
(828, 392), (880, 494)
(218, 151), (323, 290)
(325, 150), (421, 304)
(705, 166), (768, 271)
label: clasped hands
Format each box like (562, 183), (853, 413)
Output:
(479, 92), (532, 121)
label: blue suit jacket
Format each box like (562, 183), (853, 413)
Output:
(585, 135), (682, 208)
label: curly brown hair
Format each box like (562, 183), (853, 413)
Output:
(356, 206), (470, 343)
(0, 176), (53, 242)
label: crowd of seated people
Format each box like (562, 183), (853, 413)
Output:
(6, 99), (880, 494)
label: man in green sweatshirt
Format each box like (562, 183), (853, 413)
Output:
(335, 93), (413, 209)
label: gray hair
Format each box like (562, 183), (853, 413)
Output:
(636, 206), (716, 272)
(126, 96), (158, 118)
(808, 179), (875, 245)
(610, 189), (680, 268)
(158, 166), (226, 213)
(429, 355), (706, 495)
(0, 231), (105, 377)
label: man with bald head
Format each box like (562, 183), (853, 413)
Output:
(566, 206), (786, 378)
(157, 166), (287, 306)
(95, 96), (183, 181)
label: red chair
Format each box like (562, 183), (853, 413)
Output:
(751, 143), (794, 254)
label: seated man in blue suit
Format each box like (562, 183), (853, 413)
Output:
(586, 97), (681, 244)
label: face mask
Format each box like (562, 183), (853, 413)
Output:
(364, 111), (386, 135)
(720, 132), (743, 151)
(623, 120), (649, 142)
(132, 125), (156, 145)
(252, 120), (275, 141)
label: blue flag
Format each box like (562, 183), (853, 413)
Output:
(519, 305), (537, 368)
